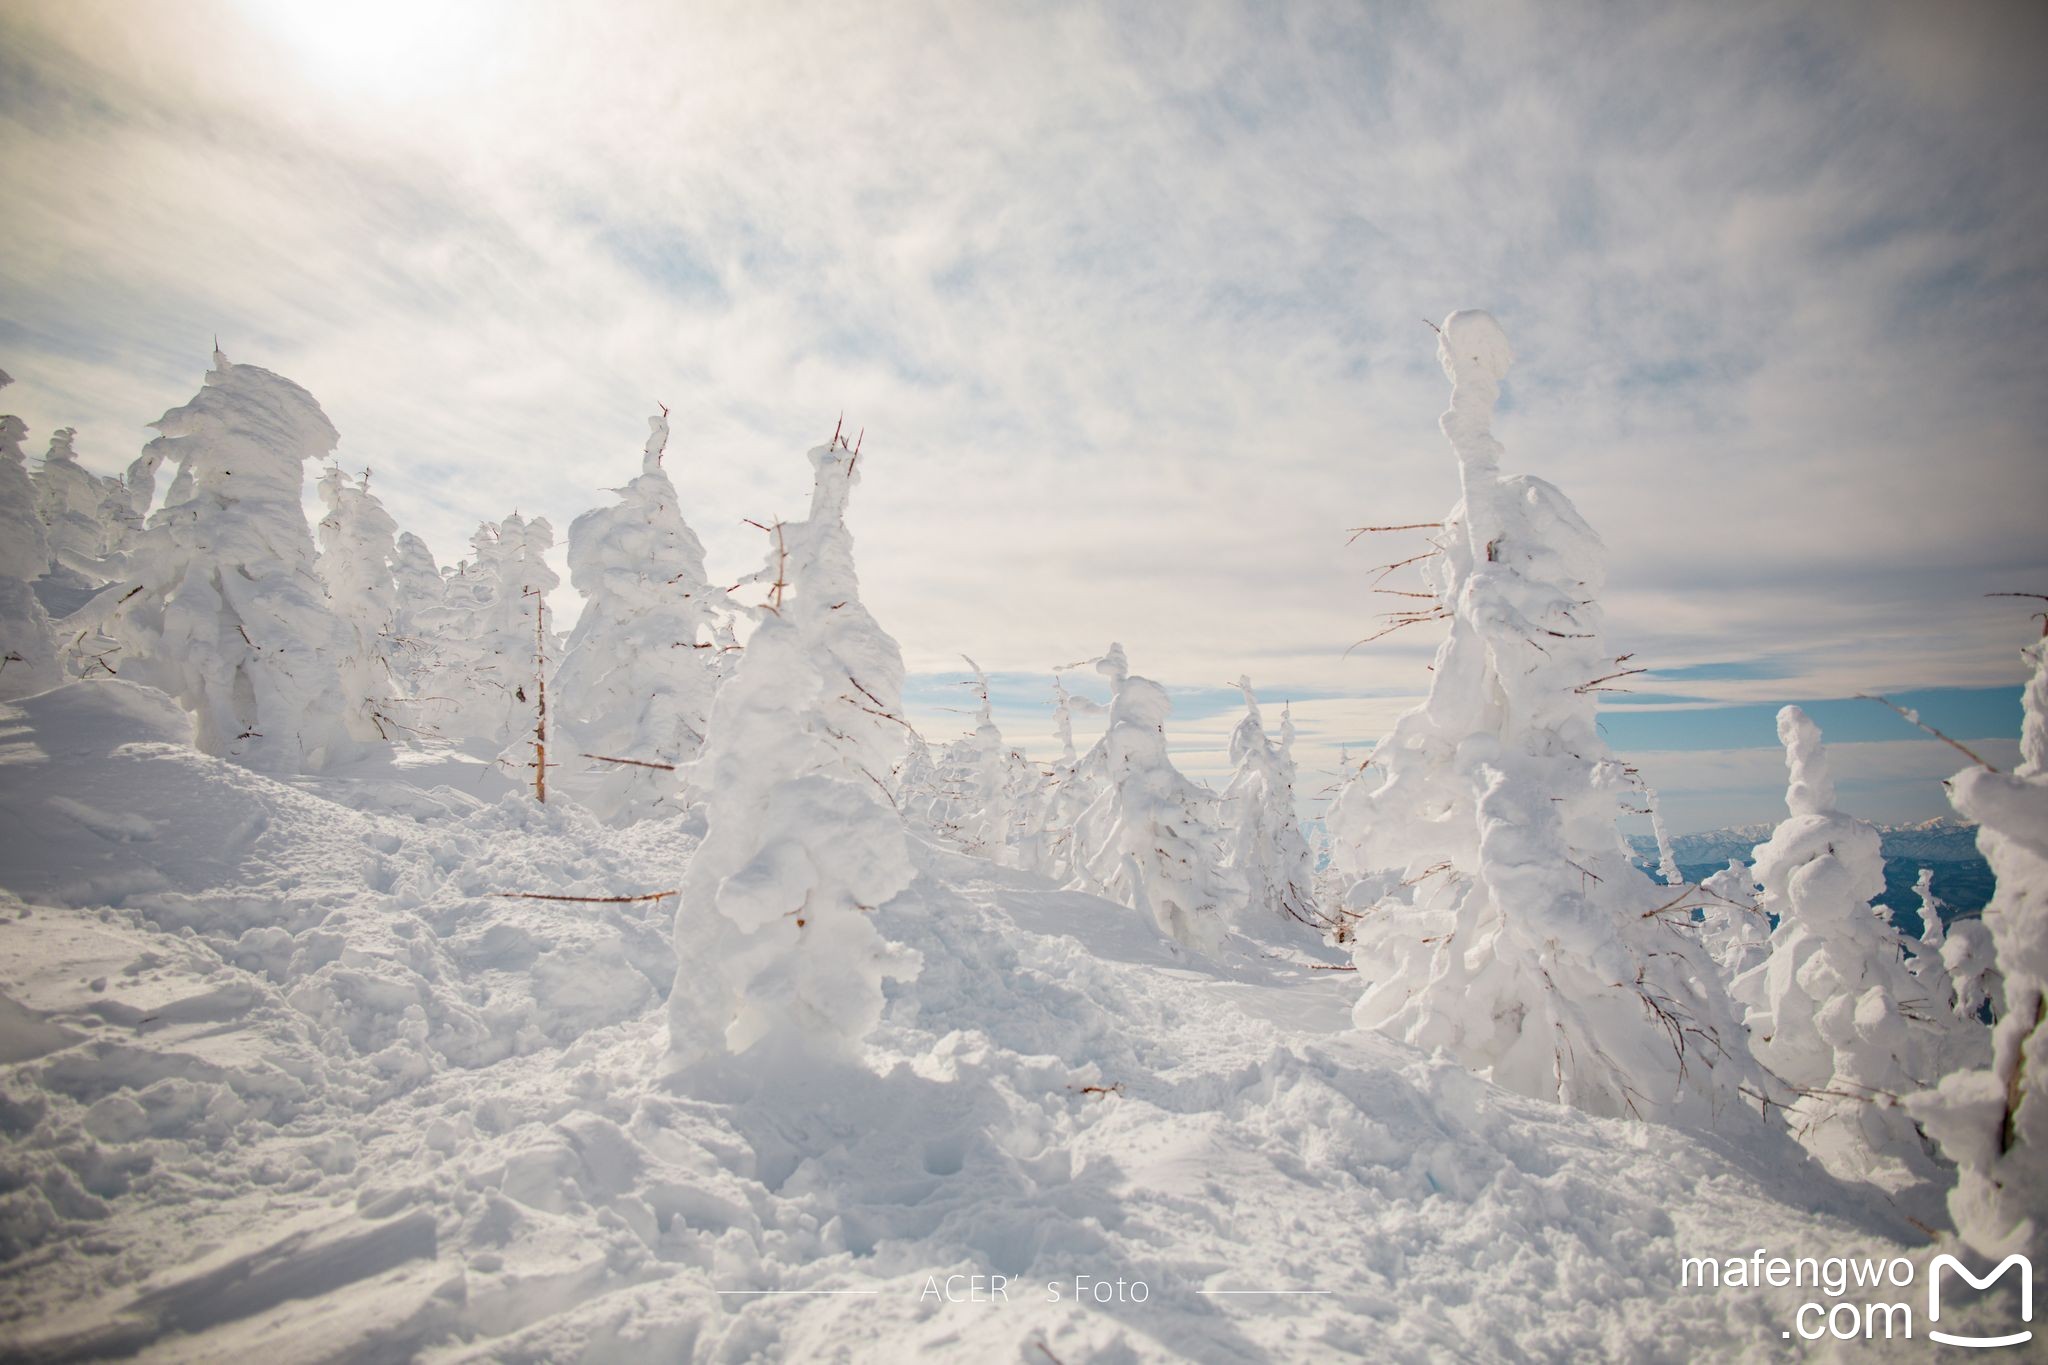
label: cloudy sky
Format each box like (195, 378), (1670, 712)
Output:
(2, 0), (2043, 829)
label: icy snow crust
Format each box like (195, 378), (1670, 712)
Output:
(0, 681), (1945, 1362)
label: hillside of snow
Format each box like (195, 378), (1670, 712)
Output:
(4, 311), (2042, 1362)
(0, 680), (1965, 1362)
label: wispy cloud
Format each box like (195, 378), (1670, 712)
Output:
(2, 0), (2043, 826)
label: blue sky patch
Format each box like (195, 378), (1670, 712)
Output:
(1598, 685), (2022, 752)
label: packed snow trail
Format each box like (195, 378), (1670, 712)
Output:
(0, 681), (1985, 1363)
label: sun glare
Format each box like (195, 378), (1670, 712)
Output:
(236, 0), (495, 98)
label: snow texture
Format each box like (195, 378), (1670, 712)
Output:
(0, 676), (1955, 1363)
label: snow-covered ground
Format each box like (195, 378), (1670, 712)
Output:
(0, 680), (1987, 1362)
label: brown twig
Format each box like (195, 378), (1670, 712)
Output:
(1345, 609), (1452, 653)
(581, 753), (678, 771)
(1367, 549), (1441, 587)
(1347, 522), (1441, 545)
(525, 587), (549, 802)
(1574, 666), (1648, 694)
(1986, 592), (2048, 638)
(1400, 861), (1453, 887)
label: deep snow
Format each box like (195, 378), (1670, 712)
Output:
(0, 679), (1999, 1363)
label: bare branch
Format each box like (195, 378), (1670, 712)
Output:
(1346, 522), (1441, 545)
(1855, 694), (1998, 772)
(581, 752), (678, 772)
(1574, 666), (1649, 694)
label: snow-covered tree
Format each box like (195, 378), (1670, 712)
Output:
(931, 656), (1013, 861)
(891, 729), (942, 829)
(122, 439), (164, 525)
(0, 386), (60, 700)
(99, 349), (367, 771)
(406, 534), (490, 729)
(553, 408), (723, 820)
(34, 427), (116, 576)
(386, 530), (444, 693)
(1052, 674), (1080, 767)
(666, 435), (919, 1069)
(1646, 788), (1682, 886)
(1909, 629), (2048, 1260)
(730, 433), (909, 790)
(1223, 678), (1320, 938)
(488, 514), (559, 775)
(1308, 822), (1348, 935)
(1731, 707), (1943, 1191)
(1003, 745), (1049, 874)
(1069, 643), (1235, 954)
(412, 512), (558, 755)
(1912, 867), (1945, 949)
(1905, 867), (1993, 1077)
(1027, 674), (1098, 881)
(709, 616), (742, 683)
(1326, 310), (1766, 1125)
(316, 466), (407, 743)
(666, 611), (918, 1068)
(1944, 919), (2004, 1025)
(1696, 858), (1769, 983)
(1908, 869), (1960, 1013)
(392, 532), (443, 623)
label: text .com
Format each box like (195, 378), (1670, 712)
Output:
(1680, 1250), (2033, 1346)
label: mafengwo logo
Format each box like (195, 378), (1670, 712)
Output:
(1928, 1254), (2033, 1350)
(1680, 1250), (2033, 1344)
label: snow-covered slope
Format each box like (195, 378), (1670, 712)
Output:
(0, 680), (1974, 1362)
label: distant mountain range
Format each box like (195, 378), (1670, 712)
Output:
(1629, 817), (1982, 866)
(1626, 818), (1993, 923)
